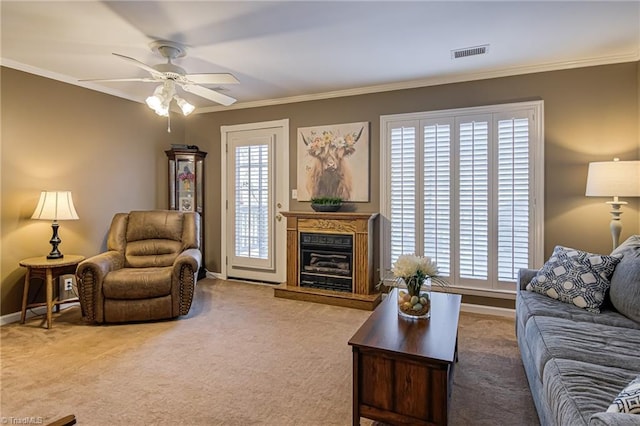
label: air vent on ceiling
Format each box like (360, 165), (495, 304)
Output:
(451, 44), (489, 59)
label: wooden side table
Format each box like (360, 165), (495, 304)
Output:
(19, 255), (85, 329)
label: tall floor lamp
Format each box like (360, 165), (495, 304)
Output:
(585, 158), (640, 250)
(31, 191), (79, 259)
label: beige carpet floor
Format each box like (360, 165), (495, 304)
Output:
(0, 279), (538, 425)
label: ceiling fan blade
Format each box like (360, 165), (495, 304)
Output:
(185, 73), (239, 85)
(112, 53), (164, 79)
(79, 77), (157, 83)
(180, 83), (236, 106)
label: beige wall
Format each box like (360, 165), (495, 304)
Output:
(1, 61), (639, 316)
(187, 62), (640, 273)
(0, 67), (185, 315)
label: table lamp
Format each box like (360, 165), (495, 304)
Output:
(585, 158), (640, 250)
(31, 191), (79, 259)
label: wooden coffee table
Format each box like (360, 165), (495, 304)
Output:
(348, 289), (462, 425)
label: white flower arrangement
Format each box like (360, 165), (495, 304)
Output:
(378, 254), (449, 294)
(386, 254), (448, 318)
(392, 254), (439, 282)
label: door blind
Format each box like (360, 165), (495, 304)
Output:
(234, 144), (270, 260)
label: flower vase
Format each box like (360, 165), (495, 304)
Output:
(396, 277), (432, 320)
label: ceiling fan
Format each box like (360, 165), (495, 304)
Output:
(81, 40), (239, 113)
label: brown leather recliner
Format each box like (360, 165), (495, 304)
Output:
(76, 210), (201, 323)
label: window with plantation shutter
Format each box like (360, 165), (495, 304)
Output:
(497, 116), (531, 281)
(423, 121), (452, 276)
(458, 118), (489, 281)
(390, 124), (417, 263)
(380, 102), (544, 295)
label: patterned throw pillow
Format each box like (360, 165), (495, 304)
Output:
(526, 245), (621, 313)
(607, 375), (640, 414)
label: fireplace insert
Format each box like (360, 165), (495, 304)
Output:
(299, 232), (353, 292)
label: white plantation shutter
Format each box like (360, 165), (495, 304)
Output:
(423, 122), (451, 277)
(381, 102), (543, 294)
(458, 119), (489, 280)
(390, 124), (417, 264)
(497, 116), (530, 281)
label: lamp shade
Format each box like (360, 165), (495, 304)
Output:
(31, 191), (79, 221)
(175, 97), (195, 116)
(585, 160), (640, 197)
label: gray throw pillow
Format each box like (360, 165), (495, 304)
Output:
(526, 245), (621, 313)
(609, 235), (640, 323)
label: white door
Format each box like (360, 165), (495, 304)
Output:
(221, 119), (289, 283)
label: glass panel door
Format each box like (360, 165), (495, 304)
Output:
(223, 121), (289, 284)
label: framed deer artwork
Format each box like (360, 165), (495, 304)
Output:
(297, 121), (370, 202)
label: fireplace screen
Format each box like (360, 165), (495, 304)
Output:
(299, 232), (353, 292)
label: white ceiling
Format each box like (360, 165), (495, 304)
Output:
(1, 1), (639, 113)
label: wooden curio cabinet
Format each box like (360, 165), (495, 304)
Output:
(166, 148), (207, 278)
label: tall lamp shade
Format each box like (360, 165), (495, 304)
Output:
(585, 159), (640, 250)
(31, 191), (79, 259)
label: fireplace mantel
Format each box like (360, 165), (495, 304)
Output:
(274, 211), (381, 310)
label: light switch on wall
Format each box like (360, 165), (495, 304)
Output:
(292, 189), (297, 199)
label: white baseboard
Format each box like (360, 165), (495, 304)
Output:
(0, 302), (80, 326)
(1, 296), (514, 326)
(461, 302), (515, 319)
(205, 271), (224, 280)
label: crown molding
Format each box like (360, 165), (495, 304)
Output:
(3, 50), (638, 115)
(196, 50), (640, 114)
(0, 58), (142, 104)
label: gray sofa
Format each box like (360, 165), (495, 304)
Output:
(516, 235), (640, 426)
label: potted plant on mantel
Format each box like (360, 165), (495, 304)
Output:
(310, 197), (343, 212)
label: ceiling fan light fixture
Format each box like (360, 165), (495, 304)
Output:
(146, 96), (170, 116)
(84, 41), (238, 113)
(155, 104), (170, 117)
(175, 97), (195, 116)
(145, 85), (166, 111)
(146, 83), (179, 117)
(145, 94), (162, 110)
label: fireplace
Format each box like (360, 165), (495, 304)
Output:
(299, 232), (353, 292)
(275, 211), (381, 310)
